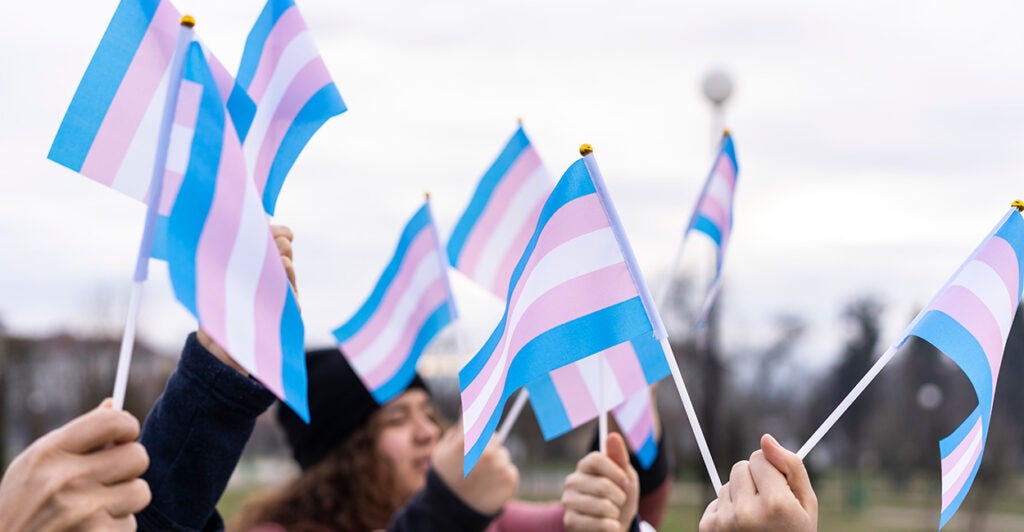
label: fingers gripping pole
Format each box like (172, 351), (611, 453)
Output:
(662, 338), (723, 493)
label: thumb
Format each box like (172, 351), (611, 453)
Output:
(606, 432), (630, 470)
(761, 434), (815, 510)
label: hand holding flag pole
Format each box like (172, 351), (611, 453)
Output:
(581, 145), (723, 492)
(111, 16), (195, 411)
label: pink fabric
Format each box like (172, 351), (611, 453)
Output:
(605, 343), (649, 398)
(251, 58), (333, 194)
(933, 285), (1005, 377)
(458, 147), (544, 281)
(550, 364), (599, 426)
(942, 427), (983, 510)
(490, 199), (546, 297)
(194, 126), (249, 344)
(80, 0), (177, 185)
(251, 234), (288, 397)
(976, 237), (1021, 307)
(341, 229), (436, 353)
(246, 7), (307, 103)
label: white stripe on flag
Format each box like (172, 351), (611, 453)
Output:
(166, 123), (195, 176)
(463, 226), (625, 429)
(703, 168), (733, 213)
(941, 427), (983, 496)
(576, 354), (625, 413)
(349, 251), (442, 376)
(111, 66), (172, 200)
(614, 389), (648, 433)
(223, 180), (271, 372)
(474, 167), (550, 291)
(243, 30), (319, 174)
(953, 260), (1015, 340)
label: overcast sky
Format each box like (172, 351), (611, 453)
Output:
(2, 0), (1023, 372)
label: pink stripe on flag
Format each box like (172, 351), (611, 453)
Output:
(205, 51), (237, 104)
(194, 127), (249, 342)
(624, 398), (654, 447)
(342, 229), (436, 355)
(246, 7), (306, 103)
(80, 1), (178, 185)
(507, 263), (636, 356)
(173, 81), (203, 127)
(490, 199), (546, 297)
(460, 198), (613, 406)
(942, 429), (984, 510)
(502, 196), (611, 313)
(464, 264), (636, 443)
(697, 196), (729, 234)
(941, 417), (984, 475)
(251, 234), (288, 397)
(360, 280), (449, 389)
(976, 238), (1021, 308)
(251, 59), (332, 194)
(550, 366), (599, 426)
(932, 285), (1005, 376)
(712, 155), (737, 191)
(458, 147), (544, 279)
(604, 342), (649, 397)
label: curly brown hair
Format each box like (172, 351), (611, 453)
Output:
(230, 416), (405, 532)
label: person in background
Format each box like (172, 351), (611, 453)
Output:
(136, 225), (669, 531)
(698, 434), (818, 532)
(0, 399), (151, 530)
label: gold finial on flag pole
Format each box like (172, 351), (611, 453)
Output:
(181, 15), (195, 28)
(722, 128), (731, 136)
(424, 191), (432, 201)
(1012, 199), (1024, 212)
(579, 144), (594, 156)
(517, 117), (523, 126)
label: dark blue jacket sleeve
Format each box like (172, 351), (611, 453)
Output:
(388, 468), (498, 532)
(136, 333), (276, 532)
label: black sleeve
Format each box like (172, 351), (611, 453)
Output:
(136, 333), (277, 532)
(388, 468), (499, 532)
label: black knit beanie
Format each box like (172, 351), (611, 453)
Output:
(276, 347), (429, 471)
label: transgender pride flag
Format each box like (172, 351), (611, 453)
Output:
(333, 201), (457, 404)
(48, 0), (257, 261)
(525, 333), (669, 468)
(49, 0), (186, 203)
(685, 131), (739, 323)
(447, 126), (552, 297)
(166, 42), (308, 421)
(459, 153), (666, 474)
(903, 207), (1024, 528)
(234, 0), (346, 215)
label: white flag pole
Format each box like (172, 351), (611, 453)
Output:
(797, 206), (1019, 459)
(581, 145), (722, 493)
(111, 17), (194, 411)
(496, 389), (530, 444)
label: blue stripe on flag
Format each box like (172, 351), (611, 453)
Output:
(227, 85), (258, 141)
(167, 44), (225, 315)
(464, 298), (655, 474)
(262, 83), (347, 214)
(995, 213), (1024, 301)
(446, 127), (531, 266)
(280, 287), (309, 422)
(630, 334), (671, 385)
(636, 433), (658, 470)
(692, 215), (723, 246)
(525, 375), (573, 440)
(912, 311), (994, 417)
(150, 214), (170, 260)
(939, 409), (986, 528)
(332, 205), (433, 342)
(236, 0), (297, 89)
(720, 134), (739, 173)
(459, 162), (598, 386)
(49, 0), (162, 170)
(371, 301), (454, 404)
